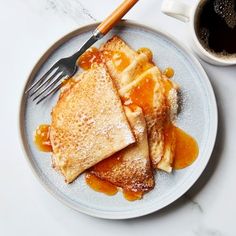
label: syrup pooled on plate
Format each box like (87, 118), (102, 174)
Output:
(34, 124), (52, 152)
(123, 189), (143, 201)
(163, 123), (199, 169)
(85, 173), (118, 196)
(163, 67), (175, 78)
(173, 126), (199, 169)
(86, 173), (143, 200)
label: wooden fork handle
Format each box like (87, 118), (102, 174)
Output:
(96, 0), (138, 35)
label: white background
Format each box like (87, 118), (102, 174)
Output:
(1, 0), (236, 235)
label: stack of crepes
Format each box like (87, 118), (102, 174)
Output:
(49, 36), (179, 199)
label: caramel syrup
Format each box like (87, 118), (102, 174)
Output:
(173, 126), (199, 169)
(163, 67), (174, 78)
(123, 190), (143, 201)
(85, 173), (143, 201)
(77, 47), (102, 70)
(91, 152), (123, 173)
(137, 47), (153, 61)
(128, 74), (155, 114)
(85, 173), (118, 196)
(78, 47), (131, 72)
(34, 124), (52, 152)
(103, 50), (130, 71)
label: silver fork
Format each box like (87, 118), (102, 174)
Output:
(26, 0), (138, 104)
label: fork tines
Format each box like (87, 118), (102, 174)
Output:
(26, 64), (67, 104)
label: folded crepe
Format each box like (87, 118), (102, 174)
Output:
(100, 36), (179, 172)
(89, 105), (154, 196)
(50, 63), (135, 183)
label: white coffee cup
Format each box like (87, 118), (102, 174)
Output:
(161, 0), (236, 66)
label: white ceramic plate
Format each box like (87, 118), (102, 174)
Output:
(19, 21), (217, 219)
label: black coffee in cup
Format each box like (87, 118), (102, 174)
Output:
(195, 0), (236, 57)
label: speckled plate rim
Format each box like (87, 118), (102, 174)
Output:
(18, 20), (218, 219)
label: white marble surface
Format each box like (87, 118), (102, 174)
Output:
(0, 0), (236, 235)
